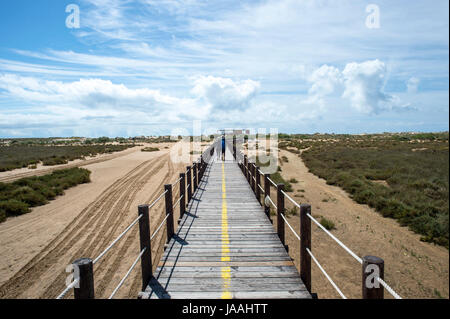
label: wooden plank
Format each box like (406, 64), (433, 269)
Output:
(158, 261), (296, 267)
(147, 281), (307, 292)
(153, 277), (304, 285)
(155, 271), (301, 279)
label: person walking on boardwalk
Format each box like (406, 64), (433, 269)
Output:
(221, 134), (226, 161)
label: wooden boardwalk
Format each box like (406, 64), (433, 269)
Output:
(139, 148), (311, 299)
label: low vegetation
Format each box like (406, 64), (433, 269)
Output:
(253, 156), (293, 192)
(141, 147), (159, 152)
(320, 217), (336, 230)
(0, 144), (135, 172)
(0, 168), (91, 223)
(278, 132), (449, 247)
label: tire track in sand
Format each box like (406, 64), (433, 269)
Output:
(42, 156), (173, 298)
(0, 154), (168, 298)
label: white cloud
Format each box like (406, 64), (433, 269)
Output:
(301, 60), (413, 114)
(0, 74), (184, 110)
(305, 65), (343, 109)
(407, 77), (420, 93)
(191, 76), (260, 110)
(0, 73), (266, 132)
(341, 59), (394, 113)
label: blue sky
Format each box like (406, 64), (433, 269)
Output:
(0, 0), (448, 137)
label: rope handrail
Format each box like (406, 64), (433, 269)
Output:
(267, 177), (277, 188)
(265, 195), (277, 209)
(281, 190), (300, 208)
(149, 190), (168, 209)
(258, 184), (264, 193)
(172, 176), (182, 187)
(377, 277), (402, 299)
(307, 248), (347, 299)
(307, 213), (363, 264)
(56, 278), (79, 299)
(151, 213), (170, 241)
(173, 194), (183, 209)
(280, 213), (300, 241)
(108, 247), (147, 299)
(93, 214), (143, 265)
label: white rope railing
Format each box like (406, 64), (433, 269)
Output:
(307, 213), (363, 264)
(93, 214), (143, 265)
(151, 213), (170, 241)
(172, 176), (182, 187)
(267, 177), (277, 188)
(307, 248), (347, 299)
(281, 190), (300, 208)
(173, 194), (183, 209)
(265, 195), (277, 209)
(56, 278), (79, 299)
(258, 184), (264, 193)
(149, 190), (168, 209)
(377, 277), (402, 299)
(108, 247), (146, 299)
(280, 213), (300, 241)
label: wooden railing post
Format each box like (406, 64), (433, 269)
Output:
(233, 135), (236, 159)
(255, 166), (261, 204)
(138, 204), (152, 290)
(251, 163), (256, 193)
(247, 159), (251, 185)
(164, 184), (174, 242)
(276, 184), (285, 246)
(200, 157), (205, 181)
(179, 173), (186, 221)
(300, 204), (311, 293)
(264, 174), (271, 223)
(193, 162), (198, 191)
(362, 256), (384, 299)
(186, 166), (192, 202)
(244, 155), (249, 182)
(73, 258), (94, 299)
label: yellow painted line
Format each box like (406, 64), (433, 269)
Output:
(221, 162), (232, 299)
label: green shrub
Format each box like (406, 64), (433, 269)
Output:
(0, 144), (134, 171)
(142, 147), (159, 152)
(0, 168), (91, 223)
(300, 134), (449, 248)
(0, 209), (5, 223)
(43, 157), (68, 166)
(320, 217), (335, 230)
(353, 189), (376, 204)
(286, 207), (298, 216)
(0, 199), (30, 216)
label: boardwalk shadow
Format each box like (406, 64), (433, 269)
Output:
(153, 161), (213, 296)
(148, 277), (171, 299)
(172, 234), (188, 246)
